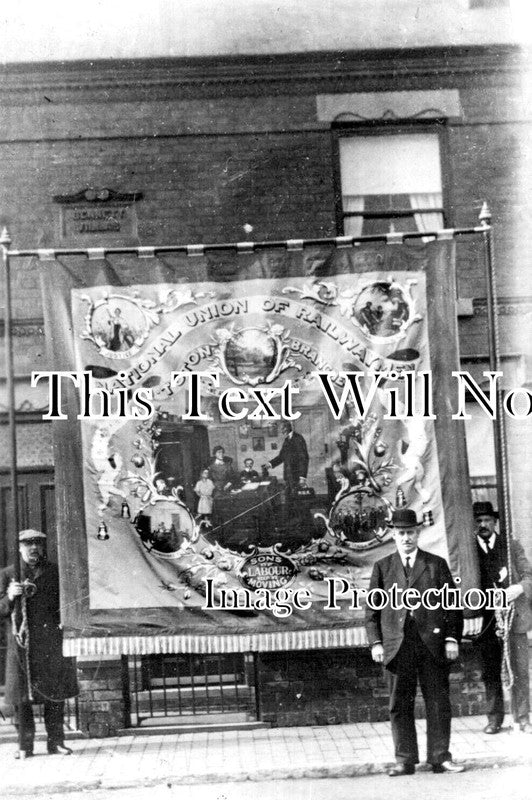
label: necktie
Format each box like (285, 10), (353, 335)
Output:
(404, 556), (411, 579)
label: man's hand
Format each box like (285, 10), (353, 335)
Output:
(506, 584), (524, 603)
(371, 643), (384, 664)
(7, 581), (24, 601)
(445, 640), (459, 661)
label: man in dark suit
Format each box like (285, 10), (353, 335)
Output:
(266, 421), (309, 493)
(472, 501), (532, 734)
(365, 508), (464, 776)
(0, 530), (78, 757)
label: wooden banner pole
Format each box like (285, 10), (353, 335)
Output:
(0, 227), (29, 757)
(479, 204), (513, 580)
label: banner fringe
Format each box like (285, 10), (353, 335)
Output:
(63, 627), (369, 656)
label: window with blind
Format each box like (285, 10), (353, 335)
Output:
(336, 131), (445, 237)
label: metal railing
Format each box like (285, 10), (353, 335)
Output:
(127, 652), (257, 727)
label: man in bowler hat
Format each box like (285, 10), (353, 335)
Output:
(472, 500), (532, 734)
(0, 530), (78, 757)
(366, 508), (464, 776)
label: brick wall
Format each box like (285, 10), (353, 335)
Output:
(258, 643), (511, 727)
(450, 122), (532, 298)
(259, 647), (390, 726)
(0, 131), (336, 310)
(76, 658), (127, 737)
(0, 424), (53, 469)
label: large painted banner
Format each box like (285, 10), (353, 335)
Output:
(39, 239), (478, 654)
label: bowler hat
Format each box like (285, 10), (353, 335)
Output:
(391, 508), (420, 529)
(19, 529), (47, 542)
(472, 501), (499, 519)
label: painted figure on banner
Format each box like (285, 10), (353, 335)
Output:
(90, 421), (128, 512)
(106, 306), (135, 352)
(239, 458), (260, 485)
(395, 414), (430, 506)
(208, 446), (236, 495)
(266, 421), (309, 494)
(194, 468), (215, 523)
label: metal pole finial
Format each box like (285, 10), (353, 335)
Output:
(479, 202), (492, 227)
(0, 226), (12, 246)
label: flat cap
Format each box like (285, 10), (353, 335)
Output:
(19, 529), (47, 541)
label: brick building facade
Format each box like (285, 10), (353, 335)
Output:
(0, 3), (530, 732)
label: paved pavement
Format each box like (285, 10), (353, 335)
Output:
(1, 715), (531, 797)
(29, 766), (532, 800)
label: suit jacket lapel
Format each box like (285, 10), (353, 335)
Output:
(410, 549), (427, 587)
(392, 551), (408, 589)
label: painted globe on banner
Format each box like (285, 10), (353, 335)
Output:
(224, 328), (278, 382)
(330, 490), (391, 547)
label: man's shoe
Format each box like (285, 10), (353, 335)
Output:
(47, 743), (73, 755)
(432, 760), (465, 774)
(14, 749), (33, 759)
(388, 763), (415, 777)
(518, 721), (532, 733)
(483, 723), (502, 734)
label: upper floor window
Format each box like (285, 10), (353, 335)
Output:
(337, 131), (444, 237)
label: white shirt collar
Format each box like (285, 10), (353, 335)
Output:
(477, 533), (496, 553)
(399, 549), (418, 568)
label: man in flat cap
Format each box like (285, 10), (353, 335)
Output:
(0, 530), (78, 757)
(366, 508), (464, 776)
(472, 501), (532, 734)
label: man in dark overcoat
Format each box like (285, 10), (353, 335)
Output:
(365, 508), (464, 776)
(472, 501), (532, 734)
(0, 529), (78, 756)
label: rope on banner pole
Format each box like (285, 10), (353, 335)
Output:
(495, 600), (515, 690)
(11, 588), (34, 702)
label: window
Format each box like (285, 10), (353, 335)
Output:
(461, 354), (524, 503)
(464, 404), (497, 505)
(335, 130), (445, 237)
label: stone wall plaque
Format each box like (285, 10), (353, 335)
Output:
(54, 187), (143, 242)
